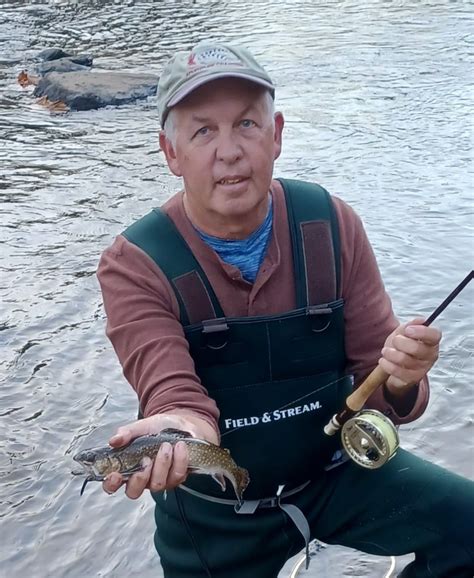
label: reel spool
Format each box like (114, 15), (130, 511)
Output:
(341, 409), (399, 469)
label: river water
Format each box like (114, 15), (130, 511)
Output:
(0, 1), (472, 577)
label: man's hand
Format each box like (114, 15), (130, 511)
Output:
(379, 317), (442, 397)
(102, 412), (218, 500)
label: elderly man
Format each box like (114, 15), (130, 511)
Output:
(97, 42), (474, 578)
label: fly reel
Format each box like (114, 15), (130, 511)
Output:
(341, 409), (399, 469)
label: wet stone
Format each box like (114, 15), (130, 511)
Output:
(33, 71), (159, 110)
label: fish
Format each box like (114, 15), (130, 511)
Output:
(72, 428), (250, 503)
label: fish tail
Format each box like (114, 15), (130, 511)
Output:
(232, 466), (250, 502)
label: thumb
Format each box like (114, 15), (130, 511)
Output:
(404, 317), (426, 331)
(108, 420), (150, 447)
(386, 317), (426, 347)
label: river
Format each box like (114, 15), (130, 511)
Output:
(0, 1), (472, 576)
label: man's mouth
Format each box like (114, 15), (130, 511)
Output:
(217, 177), (247, 185)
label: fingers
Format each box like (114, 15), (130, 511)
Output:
(404, 323), (442, 346)
(102, 471), (124, 494)
(102, 444), (187, 499)
(380, 318), (442, 388)
(124, 457), (153, 500)
(383, 336), (435, 364)
(379, 356), (423, 388)
(149, 441), (189, 492)
(165, 441), (189, 487)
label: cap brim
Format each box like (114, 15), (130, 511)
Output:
(168, 72), (274, 108)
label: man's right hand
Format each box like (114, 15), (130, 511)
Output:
(102, 412), (218, 499)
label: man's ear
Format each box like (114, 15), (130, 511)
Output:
(273, 112), (284, 161)
(159, 131), (182, 177)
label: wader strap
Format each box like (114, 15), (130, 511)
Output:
(278, 503), (311, 570)
(122, 208), (224, 325)
(278, 178), (341, 308)
(178, 480), (312, 570)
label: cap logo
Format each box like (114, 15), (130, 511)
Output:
(187, 46), (244, 73)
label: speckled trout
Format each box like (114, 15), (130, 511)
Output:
(72, 428), (250, 503)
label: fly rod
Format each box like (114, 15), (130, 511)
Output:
(324, 269), (474, 436)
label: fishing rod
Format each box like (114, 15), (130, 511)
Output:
(323, 270), (474, 469)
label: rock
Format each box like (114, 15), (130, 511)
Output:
(33, 71), (159, 110)
(37, 57), (93, 75)
(36, 48), (72, 61)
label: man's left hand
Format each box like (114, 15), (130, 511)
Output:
(379, 317), (442, 394)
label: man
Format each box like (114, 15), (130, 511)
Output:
(97, 42), (474, 577)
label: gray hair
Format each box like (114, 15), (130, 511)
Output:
(163, 89), (275, 148)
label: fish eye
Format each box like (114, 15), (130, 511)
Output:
(84, 451), (96, 463)
(76, 450), (96, 464)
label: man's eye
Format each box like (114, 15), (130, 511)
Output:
(240, 119), (256, 128)
(195, 126), (210, 137)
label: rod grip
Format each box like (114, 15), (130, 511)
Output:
(345, 365), (389, 413)
(323, 365), (389, 436)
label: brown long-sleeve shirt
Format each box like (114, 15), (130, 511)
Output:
(97, 179), (429, 433)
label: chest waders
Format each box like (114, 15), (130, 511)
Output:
(123, 179), (353, 574)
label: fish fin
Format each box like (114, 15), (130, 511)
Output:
(211, 473), (227, 492)
(120, 463), (145, 477)
(160, 428), (193, 438)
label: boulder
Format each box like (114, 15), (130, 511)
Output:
(33, 71), (158, 110)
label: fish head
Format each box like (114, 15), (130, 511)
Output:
(72, 448), (109, 480)
(73, 449), (97, 467)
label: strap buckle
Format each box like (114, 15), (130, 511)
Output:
(202, 318), (229, 350)
(306, 305), (332, 333)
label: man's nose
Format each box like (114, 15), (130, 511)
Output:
(216, 132), (243, 164)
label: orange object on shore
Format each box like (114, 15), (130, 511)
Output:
(17, 70), (40, 87)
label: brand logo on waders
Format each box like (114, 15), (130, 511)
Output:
(223, 401), (322, 430)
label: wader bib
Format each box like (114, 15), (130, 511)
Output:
(123, 179), (353, 572)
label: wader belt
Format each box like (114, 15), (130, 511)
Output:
(179, 481), (312, 570)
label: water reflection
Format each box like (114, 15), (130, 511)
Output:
(1, 1), (472, 577)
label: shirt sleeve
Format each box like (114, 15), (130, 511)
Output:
(334, 197), (430, 424)
(96, 234), (220, 431)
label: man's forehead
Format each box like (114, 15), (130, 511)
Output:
(188, 102), (259, 122)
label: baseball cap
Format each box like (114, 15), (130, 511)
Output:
(157, 42), (275, 127)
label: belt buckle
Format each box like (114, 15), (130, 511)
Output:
(261, 484), (286, 509)
(235, 484), (286, 513)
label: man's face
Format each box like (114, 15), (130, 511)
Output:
(160, 78), (284, 236)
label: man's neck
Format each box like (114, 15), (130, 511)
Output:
(182, 192), (271, 240)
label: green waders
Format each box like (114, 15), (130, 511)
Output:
(123, 179), (474, 578)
